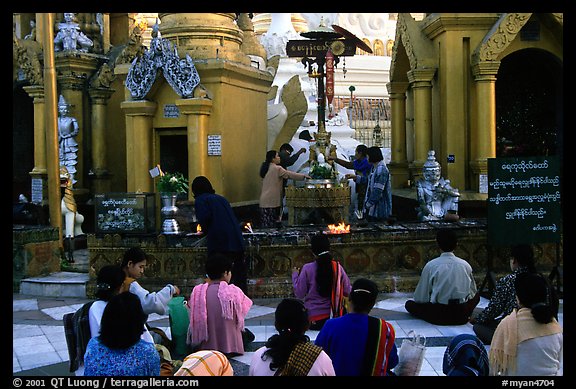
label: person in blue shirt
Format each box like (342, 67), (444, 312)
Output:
(84, 292), (160, 376)
(315, 278), (398, 376)
(329, 144), (370, 218)
(191, 176), (247, 293)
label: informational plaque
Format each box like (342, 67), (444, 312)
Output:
(163, 104), (180, 118)
(207, 135), (222, 156)
(487, 156), (561, 245)
(94, 193), (156, 234)
(31, 178), (43, 204)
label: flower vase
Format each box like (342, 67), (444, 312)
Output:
(160, 193), (180, 234)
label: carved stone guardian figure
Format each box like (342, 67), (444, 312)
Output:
(416, 150), (460, 221)
(58, 95), (79, 184)
(54, 13), (93, 52)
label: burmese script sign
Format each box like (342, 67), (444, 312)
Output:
(94, 193), (156, 234)
(487, 156), (561, 245)
(286, 39), (356, 58)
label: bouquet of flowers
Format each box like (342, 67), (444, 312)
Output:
(309, 153), (335, 179)
(157, 172), (189, 194)
(309, 162), (334, 179)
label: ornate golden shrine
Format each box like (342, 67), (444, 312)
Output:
(285, 182), (351, 225)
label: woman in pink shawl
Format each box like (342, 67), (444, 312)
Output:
(187, 253), (253, 357)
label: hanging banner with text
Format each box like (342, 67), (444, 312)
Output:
(487, 156), (561, 245)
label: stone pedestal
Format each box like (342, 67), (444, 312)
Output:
(285, 184), (351, 225)
(13, 225), (61, 292)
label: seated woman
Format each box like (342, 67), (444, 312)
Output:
(249, 298), (335, 376)
(187, 253), (253, 357)
(315, 278), (398, 376)
(84, 292), (160, 376)
(292, 233), (351, 330)
(120, 246), (180, 315)
(471, 244), (541, 344)
(489, 272), (563, 376)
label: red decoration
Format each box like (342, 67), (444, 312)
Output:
(325, 49), (335, 107)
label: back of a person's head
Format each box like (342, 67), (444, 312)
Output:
(205, 253), (233, 280)
(99, 292), (146, 349)
(95, 265), (125, 301)
(515, 272), (555, 324)
(443, 334), (489, 376)
(310, 234), (333, 297)
(436, 228), (457, 252)
(121, 246), (147, 268)
(511, 244), (536, 271)
(279, 143), (293, 153)
(349, 278), (378, 313)
(367, 146), (383, 163)
(260, 150), (278, 178)
(310, 233), (330, 256)
(356, 144), (368, 157)
(264, 298), (310, 371)
(274, 298), (309, 335)
(191, 176), (215, 197)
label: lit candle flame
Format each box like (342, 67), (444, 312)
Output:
(196, 224), (202, 233)
(245, 222), (253, 233)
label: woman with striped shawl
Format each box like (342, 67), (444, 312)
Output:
(315, 278), (398, 376)
(292, 233), (352, 330)
(250, 298), (335, 376)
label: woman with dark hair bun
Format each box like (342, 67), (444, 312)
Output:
(489, 272), (563, 376)
(89, 265), (126, 338)
(249, 298), (335, 376)
(292, 234), (351, 330)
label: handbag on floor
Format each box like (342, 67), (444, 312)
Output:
(394, 330), (427, 376)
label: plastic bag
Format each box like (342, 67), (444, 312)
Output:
(168, 296), (190, 359)
(394, 330), (426, 376)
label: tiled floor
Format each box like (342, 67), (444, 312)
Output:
(13, 291), (564, 376)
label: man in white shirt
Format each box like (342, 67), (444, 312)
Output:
(405, 228), (480, 325)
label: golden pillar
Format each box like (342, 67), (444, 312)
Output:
(120, 100), (157, 193)
(24, 85), (48, 205)
(471, 61), (500, 192)
(387, 81), (410, 188)
(88, 87), (115, 194)
(24, 86), (47, 174)
(40, 12), (63, 249)
(175, 98), (214, 200)
(407, 68), (435, 180)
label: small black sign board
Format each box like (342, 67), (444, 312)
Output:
(487, 156), (561, 246)
(286, 39), (357, 58)
(94, 192), (156, 234)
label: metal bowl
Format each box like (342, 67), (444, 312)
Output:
(305, 179), (338, 188)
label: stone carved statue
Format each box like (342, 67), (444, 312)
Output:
(416, 150), (460, 221)
(54, 13), (93, 52)
(60, 166), (84, 263)
(58, 95), (79, 184)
